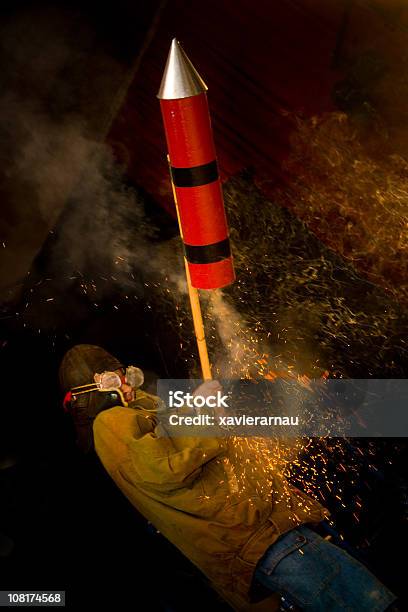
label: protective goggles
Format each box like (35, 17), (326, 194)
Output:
(63, 366), (144, 412)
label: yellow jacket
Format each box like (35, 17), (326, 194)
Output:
(93, 390), (328, 609)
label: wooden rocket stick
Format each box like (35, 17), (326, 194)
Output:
(168, 157), (212, 380)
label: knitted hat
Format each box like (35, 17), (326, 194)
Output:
(59, 344), (123, 394)
(59, 344), (124, 453)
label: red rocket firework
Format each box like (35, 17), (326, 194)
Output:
(158, 39), (235, 290)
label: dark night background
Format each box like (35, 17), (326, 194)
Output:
(0, 1), (407, 610)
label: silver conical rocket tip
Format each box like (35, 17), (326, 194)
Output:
(157, 38), (208, 100)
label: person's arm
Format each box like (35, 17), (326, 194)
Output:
(128, 426), (226, 491)
(93, 385), (227, 492)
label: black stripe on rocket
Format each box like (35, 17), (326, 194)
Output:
(184, 238), (231, 265)
(170, 160), (219, 187)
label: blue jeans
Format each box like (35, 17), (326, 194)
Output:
(253, 526), (397, 611)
